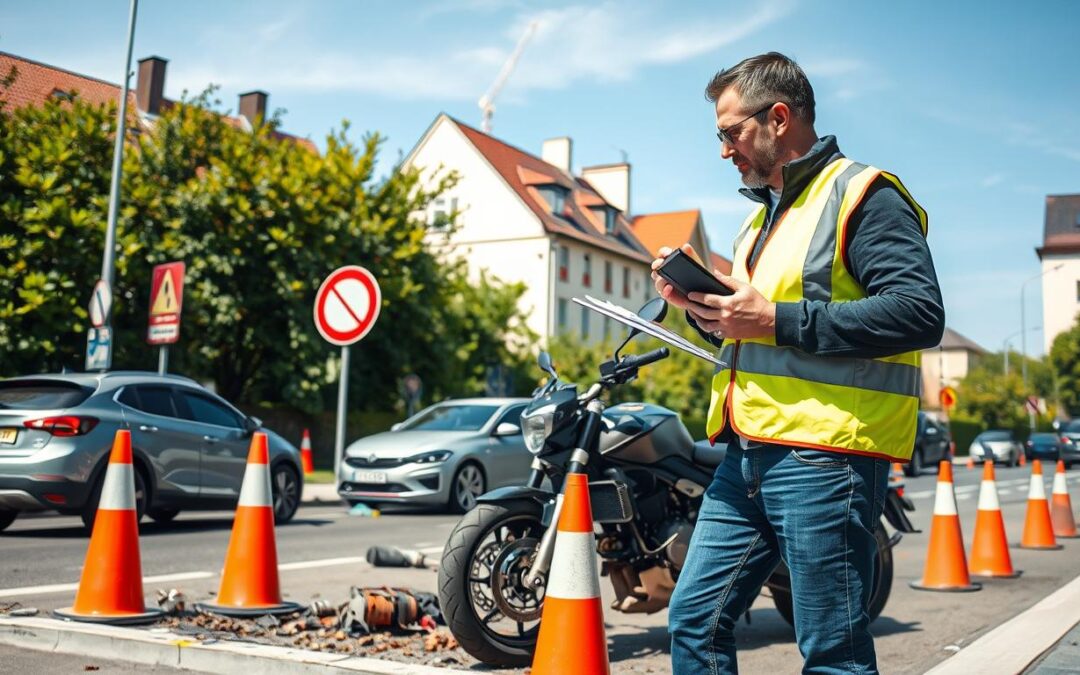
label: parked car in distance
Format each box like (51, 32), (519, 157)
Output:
(969, 429), (1023, 467)
(338, 398), (531, 513)
(1059, 420), (1080, 468)
(0, 371), (304, 533)
(1026, 432), (1066, 463)
(905, 411), (952, 477)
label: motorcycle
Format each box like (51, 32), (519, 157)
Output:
(437, 298), (918, 667)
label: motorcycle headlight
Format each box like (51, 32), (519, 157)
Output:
(408, 450), (452, 464)
(521, 405), (555, 454)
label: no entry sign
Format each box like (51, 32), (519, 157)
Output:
(313, 266), (381, 346)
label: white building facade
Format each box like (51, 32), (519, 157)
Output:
(1038, 195), (1080, 354)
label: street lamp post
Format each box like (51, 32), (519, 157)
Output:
(1020, 264), (1064, 388)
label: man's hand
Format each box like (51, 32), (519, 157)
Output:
(650, 244), (699, 311)
(686, 272), (777, 340)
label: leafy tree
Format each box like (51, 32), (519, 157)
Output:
(954, 351), (1057, 436)
(1050, 315), (1080, 416)
(0, 86), (535, 415)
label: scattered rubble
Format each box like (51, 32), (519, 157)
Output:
(0, 601), (39, 617)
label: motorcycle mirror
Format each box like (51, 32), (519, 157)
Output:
(637, 297), (668, 324)
(537, 351), (557, 378)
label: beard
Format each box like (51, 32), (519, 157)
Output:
(737, 133), (781, 189)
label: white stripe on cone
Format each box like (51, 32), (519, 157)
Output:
(1028, 474), (1047, 500)
(545, 531), (601, 600)
(977, 480), (1001, 511)
(934, 481), (958, 516)
(301, 434), (311, 451)
(237, 464), (273, 508)
(1054, 471), (1068, 495)
(97, 463), (136, 511)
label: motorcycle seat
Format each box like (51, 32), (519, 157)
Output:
(693, 439), (727, 468)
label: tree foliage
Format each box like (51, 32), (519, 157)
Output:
(1050, 314), (1080, 416)
(954, 351), (1057, 435)
(0, 88), (535, 413)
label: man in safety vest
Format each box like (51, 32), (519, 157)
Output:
(656, 52), (944, 673)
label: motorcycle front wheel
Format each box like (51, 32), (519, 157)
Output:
(438, 501), (547, 667)
(771, 522), (893, 627)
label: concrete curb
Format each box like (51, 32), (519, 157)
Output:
(0, 616), (470, 674)
(926, 572), (1080, 674)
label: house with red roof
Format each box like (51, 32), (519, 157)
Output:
(0, 51), (315, 152)
(1037, 194), (1080, 353)
(404, 113), (732, 344)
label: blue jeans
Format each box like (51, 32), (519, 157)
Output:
(669, 442), (889, 674)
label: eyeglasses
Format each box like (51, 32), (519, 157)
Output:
(715, 102), (776, 146)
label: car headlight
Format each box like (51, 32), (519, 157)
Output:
(521, 405), (556, 454)
(407, 450), (452, 464)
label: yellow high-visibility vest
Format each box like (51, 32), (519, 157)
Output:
(706, 158), (928, 461)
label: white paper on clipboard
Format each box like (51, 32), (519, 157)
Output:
(572, 295), (725, 366)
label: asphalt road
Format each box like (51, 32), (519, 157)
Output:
(2, 462), (1079, 673)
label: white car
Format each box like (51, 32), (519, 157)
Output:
(968, 430), (1023, 467)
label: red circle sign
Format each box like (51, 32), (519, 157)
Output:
(313, 266), (381, 346)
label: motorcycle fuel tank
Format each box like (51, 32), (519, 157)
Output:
(600, 402), (696, 465)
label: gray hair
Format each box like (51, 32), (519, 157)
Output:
(705, 52), (816, 124)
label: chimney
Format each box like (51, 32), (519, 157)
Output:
(238, 90), (269, 127)
(542, 137), (572, 173)
(581, 163), (631, 214)
(135, 56), (167, 115)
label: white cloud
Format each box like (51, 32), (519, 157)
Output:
(165, 1), (794, 102)
(981, 173), (1006, 188)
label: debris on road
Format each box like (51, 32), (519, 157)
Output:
(347, 503), (380, 518)
(366, 545), (437, 569)
(0, 601), (39, 617)
(156, 589), (187, 614)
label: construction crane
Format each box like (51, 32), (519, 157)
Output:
(478, 20), (539, 134)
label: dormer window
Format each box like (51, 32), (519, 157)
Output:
(50, 88), (75, 102)
(590, 206), (616, 234)
(1075, 211), (1080, 228)
(537, 185), (568, 214)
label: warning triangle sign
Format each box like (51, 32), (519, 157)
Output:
(151, 271), (178, 315)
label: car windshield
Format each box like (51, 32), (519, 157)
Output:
(0, 381), (91, 409)
(979, 431), (1013, 442)
(398, 404), (501, 432)
(1065, 420), (1080, 433)
(1031, 433), (1058, 444)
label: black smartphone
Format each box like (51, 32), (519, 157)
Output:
(657, 248), (734, 297)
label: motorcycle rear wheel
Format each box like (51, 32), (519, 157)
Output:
(438, 501), (546, 667)
(772, 523), (893, 627)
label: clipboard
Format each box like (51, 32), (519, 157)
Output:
(572, 295), (725, 367)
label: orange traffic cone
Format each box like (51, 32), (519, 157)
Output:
(1051, 460), (1078, 538)
(300, 429), (314, 476)
(54, 430), (163, 624)
(1020, 460), (1062, 550)
(969, 461), (1020, 578)
(889, 462), (905, 496)
(1019, 452), (1027, 468)
(966, 455), (975, 470)
(531, 473), (609, 674)
(910, 461), (981, 592)
(196, 433), (302, 616)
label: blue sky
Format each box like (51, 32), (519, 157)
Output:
(3, 0), (1078, 356)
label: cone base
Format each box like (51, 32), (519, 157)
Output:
(195, 600), (303, 617)
(1052, 532), (1080, 539)
(909, 580), (982, 593)
(1016, 543), (1064, 550)
(970, 569), (1022, 579)
(54, 606), (163, 625)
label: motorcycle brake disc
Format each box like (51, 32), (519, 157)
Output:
(490, 537), (544, 623)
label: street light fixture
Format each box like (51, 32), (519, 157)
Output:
(1020, 263), (1064, 388)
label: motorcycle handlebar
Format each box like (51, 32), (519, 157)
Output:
(619, 347), (670, 370)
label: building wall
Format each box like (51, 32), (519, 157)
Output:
(920, 348), (972, 410)
(1041, 252), (1080, 353)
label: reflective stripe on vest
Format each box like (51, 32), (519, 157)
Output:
(706, 158), (928, 461)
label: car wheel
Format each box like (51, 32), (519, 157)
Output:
(148, 508), (180, 524)
(271, 464), (301, 524)
(449, 463), (486, 514)
(903, 449), (922, 478)
(0, 508), (17, 532)
(81, 465), (148, 533)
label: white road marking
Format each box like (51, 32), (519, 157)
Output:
(277, 556), (367, 571)
(0, 571), (213, 598)
(418, 546), (445, 555)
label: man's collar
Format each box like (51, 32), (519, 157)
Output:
(739, 135), (844, 207)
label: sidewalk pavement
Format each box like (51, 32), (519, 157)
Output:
(302, 482), (342, 506)
(1025, 619), (1080, 674)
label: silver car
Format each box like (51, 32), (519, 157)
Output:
(0, 371), (304, 533)
(338, 398), (531, 512)
(969, 429), (1023, 467)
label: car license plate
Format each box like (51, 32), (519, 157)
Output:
(356, 471), (387, 484)
(0, 428), (16, 445)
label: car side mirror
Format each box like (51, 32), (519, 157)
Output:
(926, 427), (938, 435)
(494, 422), (520, 437)
(390, 422), (404, 432)
(244, 416), (261, 434)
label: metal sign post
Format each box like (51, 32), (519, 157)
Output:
(313, 266), (382, 485)
(146, 261), (185, 375)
